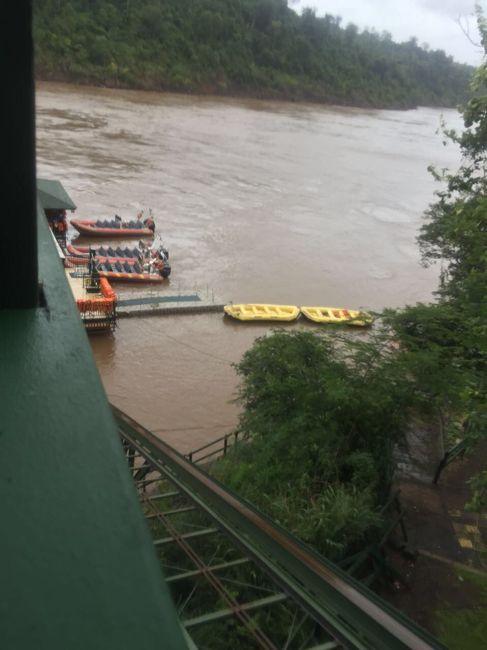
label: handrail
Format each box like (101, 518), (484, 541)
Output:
(433, 439), (467, 484)
(186, 429), (246, 463)
(113, 404), (445, 650)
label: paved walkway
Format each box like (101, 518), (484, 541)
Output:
(399, 440), (487, 571)
(383, 440), (487, 636)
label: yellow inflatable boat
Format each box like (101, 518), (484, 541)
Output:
(224, 304), (300, 322)
(300, 306), (374, 327)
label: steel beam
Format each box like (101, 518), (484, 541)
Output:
(145, 506), (196, 520)
(183, 593), (287, 629)
(153, 527), (219, 547)
(166, 558), (250, 584)
(145, 490), (181, 502)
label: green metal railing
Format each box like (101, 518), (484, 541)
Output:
(114, 405), (446, 650)
(433, 439), (467, 484)
(185, 429), (247, 464)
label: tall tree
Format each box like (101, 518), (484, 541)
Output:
(390, 7), (487, 506)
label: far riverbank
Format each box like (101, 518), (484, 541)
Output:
(35, 73), (441, 112)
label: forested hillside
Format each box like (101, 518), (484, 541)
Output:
(34, 0), (472, 109)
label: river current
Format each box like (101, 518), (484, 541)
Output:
(36, 82), (462, 452)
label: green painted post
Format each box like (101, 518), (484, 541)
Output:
(0, 2), (38, 308)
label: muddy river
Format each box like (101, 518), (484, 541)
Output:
(36, 82), (462, 452)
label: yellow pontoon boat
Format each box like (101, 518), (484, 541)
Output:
(300, 307), (374, 327)
(224, 304), (300, 322)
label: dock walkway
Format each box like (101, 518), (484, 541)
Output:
(116, 291), (225, 318)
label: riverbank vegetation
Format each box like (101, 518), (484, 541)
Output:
(213, 329), (418, 560)
(387, 21), (487, 508)
(33, 0), (472, 109)
(435, 569), (487, 650)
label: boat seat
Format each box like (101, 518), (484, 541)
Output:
(123, 262), (132, 273)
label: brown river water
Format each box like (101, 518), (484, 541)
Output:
(36, 82), (462, 453)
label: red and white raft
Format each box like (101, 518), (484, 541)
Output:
(65, 243), (171, 282)
(66, 243), (144, 264)
(70, 216), (154, 237)
(95, 258), (170, 283)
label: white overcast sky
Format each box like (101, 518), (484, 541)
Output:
(291, 0), (485, 65)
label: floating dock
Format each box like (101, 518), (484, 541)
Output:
(116, 291), (225, 318)
(66, 269), (117, 331)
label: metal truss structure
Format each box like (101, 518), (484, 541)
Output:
(114, 406), (445, 650)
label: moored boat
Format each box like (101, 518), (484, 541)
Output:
(224, 304), (300, 321)
(300, 306), (374, 326)
(96, 258), (170, 283)
(65, 243), (171, 279)
(71, 214), (155, 237)
(66, 243), (169, 263)
(67, 244), (143, 261)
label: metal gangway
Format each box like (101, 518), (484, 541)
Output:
(113, 406), (445, 650)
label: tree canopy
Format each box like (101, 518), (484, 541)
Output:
(378, 7), (487, 512)
(33, 0), (472, 109)
(213, 330), (415, 559)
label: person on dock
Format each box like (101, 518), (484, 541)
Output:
(145, 209), (155, 232)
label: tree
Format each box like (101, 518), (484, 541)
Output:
(389, 7), (487, 506)
(213, 329), (415, 559)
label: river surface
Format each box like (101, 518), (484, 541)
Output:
(36, 82), (462, 453)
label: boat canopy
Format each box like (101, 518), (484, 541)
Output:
(37, 178), (77, 211)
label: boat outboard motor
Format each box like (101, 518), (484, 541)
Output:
(159, 246), (169, 261)
(160, 262), (171, 278)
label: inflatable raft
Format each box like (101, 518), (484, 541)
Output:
(66, 243), (169, 263)
(71, 217), (154, 237)
(67, 244), (143, 261)
(96, 259), (170, 283)
(224, 304), (300, 322)
(300, 307), (374, 327)
(65, 244), (170, 277)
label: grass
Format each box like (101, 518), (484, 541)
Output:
(435, 568), (487, 650)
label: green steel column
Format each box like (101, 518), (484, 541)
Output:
(0, 2), (38, 308)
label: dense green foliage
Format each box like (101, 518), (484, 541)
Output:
(213, 330), (415, 560)
(386, 11), (487, 506)
(33, 0), (472, 108)
(435, 569), (487, 650)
